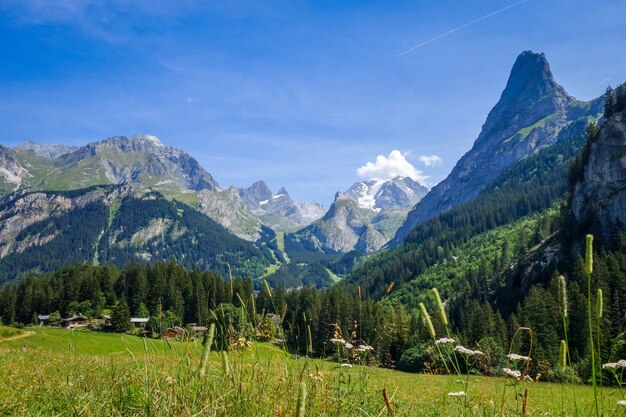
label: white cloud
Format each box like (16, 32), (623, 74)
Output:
(418, 154), (442, 167)
(357, 150), (427, 183)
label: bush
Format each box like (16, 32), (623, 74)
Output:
(398, 345), (431, 373)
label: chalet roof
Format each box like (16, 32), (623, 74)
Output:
(37, 315), (50, 320)
(62, 315), (88, 322)
(130, 318), (150, 323)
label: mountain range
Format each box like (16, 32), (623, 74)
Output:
(0, 50), (621, 289)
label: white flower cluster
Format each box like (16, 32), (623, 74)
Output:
(618, 400), (626, 406)
(454, 345), (484, 356)
(340, 363), (353, 368)
(330, 338), (345, 344)
(435, 337), (455, 345)
(602, 359), (626, 369)
(507, 353), (531, 362)
(503, 368), (521, 380)
(448, 391), (466, 397)
(357, 344), (374, 352)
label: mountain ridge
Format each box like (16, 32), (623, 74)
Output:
(392, 50), (602, 245)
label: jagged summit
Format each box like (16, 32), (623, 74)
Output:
(392, 51), (600, 245)
(477, 50), (575, 146)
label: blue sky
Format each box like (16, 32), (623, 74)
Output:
(1, 0), (625, 206)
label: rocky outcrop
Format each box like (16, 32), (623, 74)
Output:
(16, 141), (79, 158)
(393, 51), (602, 245)
(292, 195), (386, 253)
(571, 114), (626, 241)
(237, 181), (325, 232)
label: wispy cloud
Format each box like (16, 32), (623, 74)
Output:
(398, 0), (530, 56)
(418, 154), (442, 166)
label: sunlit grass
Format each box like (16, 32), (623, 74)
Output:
(0, 327), (623, 416)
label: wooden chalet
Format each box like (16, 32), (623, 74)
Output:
(62, 315), (88, 329)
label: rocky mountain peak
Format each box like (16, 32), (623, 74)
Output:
(392, 51), (600, 245)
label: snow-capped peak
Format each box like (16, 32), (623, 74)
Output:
(344, 176), (428, 211)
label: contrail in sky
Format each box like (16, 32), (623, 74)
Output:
(398, 0), (529, 56)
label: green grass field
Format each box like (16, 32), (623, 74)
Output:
(0, 326), (623, 416)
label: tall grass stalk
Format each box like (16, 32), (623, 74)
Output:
(500, 326), (532, 415)
(559, 275), (579, 415)
(597, 288), (604, 414)
(198, 323), (216, 377)
(586, 234), (599, 417)
(296, 381), (307, 417)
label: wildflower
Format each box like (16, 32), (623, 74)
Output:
(308, 372), (323, 382)
(357, 344), (373, 352)
(165, 376), (174, 385)
(340, 363), (353, 368)
(344, 343), (353, 350)
(503, 368), (521, 380)
(602, 360), (626, 370)
(618, 400), (626, 406)
(448, 391), (466, 397)
(597, 288), (603, 318)
(454, 345), (483, 356)
(329, 338), (345, 344)
(507, 353), (531, 362)
(435, 337), (455, 345)
(523, 375), (533, 382)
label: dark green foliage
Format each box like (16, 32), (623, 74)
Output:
(111, 298), (132, 333)
(100, 195), (272, 278)
(397, 344), (431, 373)
(0, 202), (109, 282)
(264, 262), (333, 289)
(283, 233), (341, 264)
(0, 188), (273, 283)
(604, 86), (615, 118)
(603, 82), (626, 118)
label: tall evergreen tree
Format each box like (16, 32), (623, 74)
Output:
(604, 86), (614, 118)
(111, 298), (132, 333)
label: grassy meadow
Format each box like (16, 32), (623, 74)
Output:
(1, 326), (624, 416)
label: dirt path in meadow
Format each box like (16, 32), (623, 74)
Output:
(0, 331), (35, 343)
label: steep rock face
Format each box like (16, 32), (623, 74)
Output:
(571, 114), (626, 241)
(393, 51), (596, 245)
(0, 145), (28, 191)
(197, 187), (262, 241)
(16, 141), (79, 158)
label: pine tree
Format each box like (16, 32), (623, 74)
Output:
(111, 298), (132, 333)
(604, 86), (614, 118)
(615, 83), (626, 113)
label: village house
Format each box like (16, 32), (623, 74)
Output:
(191, 325), (208, 339)
(163, 326), (185, 339)
(130, 318), (149, 329)
(62, 316), (88, 329)
(37, 315), (50, 326)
